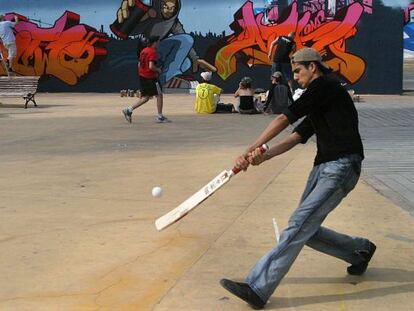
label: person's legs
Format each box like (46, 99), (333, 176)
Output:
(122, 96), (150, 123)
(245, 155), (365, 303)
(156, 93), (163, 115)
(153, 81), (170, 123)
(5, 43), (16, 71)
(272, 62), (282, 74)
(306, 226), (373, 263)
(299, 162), (371, 265)
(280, 62), (293, 91)
(131, 96), (150, 110)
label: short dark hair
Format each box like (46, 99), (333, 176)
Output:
(294, 61), (331, 74)
(147, 35), (160, 45)
(272, 75), (282, 83)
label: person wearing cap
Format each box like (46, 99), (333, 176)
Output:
(220, 47), (376, 309)
(234, 77), (260, 114)
(268, 31), (296, 91)
(263, 71), (293, 114)
(194, 71), (224, 114)
(0, 14), (19, 73)
(122, 35), (171, 123)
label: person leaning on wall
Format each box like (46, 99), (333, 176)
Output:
(268, 31), (296, 91)
(0, 14), (19, 73)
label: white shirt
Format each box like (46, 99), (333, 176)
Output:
(0, 21), (17, 45)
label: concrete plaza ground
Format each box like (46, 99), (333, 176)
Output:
(0, 93), (413, 310)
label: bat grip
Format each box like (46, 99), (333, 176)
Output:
(231, 144), (269, 175)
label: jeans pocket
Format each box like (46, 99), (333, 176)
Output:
(321, 161), (349, 180)
(321, 158), (360, 193)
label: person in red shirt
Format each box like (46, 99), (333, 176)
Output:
(122, 35), (171, 123)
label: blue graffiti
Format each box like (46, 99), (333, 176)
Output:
(404, 23), (414, 52)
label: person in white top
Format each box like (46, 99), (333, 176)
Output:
(0, 14), (19, 72)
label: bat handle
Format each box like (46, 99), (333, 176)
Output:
(231, 144), (269, 175)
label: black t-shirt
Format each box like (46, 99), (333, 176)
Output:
(273, 36), (295, 63)
(282, 76), (364, 165)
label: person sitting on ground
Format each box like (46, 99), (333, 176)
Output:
(0, 14), (19, 73)
(195, 71), (221, 113)
(263, 71), (293, 114)
(234, 77), (260, 114)
(195, 71), (234, 113)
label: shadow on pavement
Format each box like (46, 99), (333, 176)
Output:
(269, 268), (414, 309)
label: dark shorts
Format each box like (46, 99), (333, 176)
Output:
(139, 76), (162, 97)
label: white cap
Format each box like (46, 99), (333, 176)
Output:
(200, 71), (212, 81)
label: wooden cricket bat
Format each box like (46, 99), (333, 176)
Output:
(155, 144), (269, 231)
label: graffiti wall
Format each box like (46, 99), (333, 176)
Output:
(0, 12), (108, 84)
(404, 2), (414, 58)
(0, 0), (405, 94)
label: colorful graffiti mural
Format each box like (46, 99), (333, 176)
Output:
(213, 0), (371, 84)
(109, 0), (216, 85)
(404, 2), (414, 57)
(0, 1), (404, 93)
(0, 12), (108, 85)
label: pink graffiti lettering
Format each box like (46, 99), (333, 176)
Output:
(214, 0), (366, 84)
(303, 11), (326, 35)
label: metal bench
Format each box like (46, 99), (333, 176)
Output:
(0, 76), (40, 108)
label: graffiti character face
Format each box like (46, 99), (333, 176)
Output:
(161, 0), (177, 19)
(292, 62), (317, 89)
(59, 41), (95, 78)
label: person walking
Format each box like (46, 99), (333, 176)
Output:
(268, 31), (296, 91)
(122, 35), (170, 123)
(220, 47), (376, 309)
(0, 14), (19, 73)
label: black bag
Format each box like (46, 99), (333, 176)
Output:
(215, 103), (234, 113)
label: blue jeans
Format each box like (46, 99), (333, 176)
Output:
(272, 62), (293, 82)
(246, 154), (370, 302)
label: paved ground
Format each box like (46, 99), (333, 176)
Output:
(0, 93), (413, 310)
(403, 59), (414, 91)
(357, 96), (414, 215)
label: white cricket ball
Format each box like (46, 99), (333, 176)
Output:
(152, 186), (163, 198)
